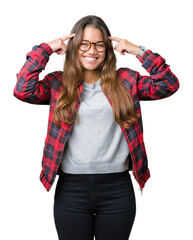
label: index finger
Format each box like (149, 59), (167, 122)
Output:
(61, 33), (75, 41)
(108, 36), (121, 42)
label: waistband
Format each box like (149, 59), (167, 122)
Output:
(59, 169), (130, 177)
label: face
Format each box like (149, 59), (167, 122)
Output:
(77, 26), (106, 72)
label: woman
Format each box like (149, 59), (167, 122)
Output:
(13, 15), (179, 240)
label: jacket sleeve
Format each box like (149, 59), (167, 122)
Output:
(13, 43), (56, 105)
(136, 50), (180, 100)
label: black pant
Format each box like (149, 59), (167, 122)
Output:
(54, 169), (136, 240)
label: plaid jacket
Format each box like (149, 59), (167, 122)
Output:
(13, 43), (180, 192)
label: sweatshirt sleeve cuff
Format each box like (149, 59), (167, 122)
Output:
(138, 49), (152, 64)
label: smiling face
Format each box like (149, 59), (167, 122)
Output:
(77, 26), (106, 77)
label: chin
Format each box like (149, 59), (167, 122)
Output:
(83, 66), (99, 71)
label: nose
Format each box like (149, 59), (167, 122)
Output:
(87, 43), (97, 53)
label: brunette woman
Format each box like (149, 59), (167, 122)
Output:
(13, 15), (179, 240)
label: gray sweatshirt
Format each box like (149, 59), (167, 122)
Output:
(59, 78), (130, 174)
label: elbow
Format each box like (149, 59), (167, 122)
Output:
(176, 79), (180, 92)
(13, 86), (20, 99)
(172, 77), (180, 94)
(156, 78), (180, 99)
(13, 85), (27, 101)
(165, 79), (180, 98)
(165, 73), (180, 96)
(13, 74), (30, 101)
(13, 81), (23, 100)
(13, 74), (22, 100)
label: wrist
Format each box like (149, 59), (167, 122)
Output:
(136, 45), (148, 59)
(132, 46), (140, 56)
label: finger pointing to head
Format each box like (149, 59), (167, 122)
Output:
(108, 36), (121, 42)
(61, 34), (76, 41)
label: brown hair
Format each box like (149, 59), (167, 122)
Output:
(53, 15), (139, 129)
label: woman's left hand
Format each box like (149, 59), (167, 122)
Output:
(109, 36), (140, 56)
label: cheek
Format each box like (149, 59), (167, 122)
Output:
(77, 51), (84, 66)
(100, 53), (106, 63)
(77, 50), (81, 60)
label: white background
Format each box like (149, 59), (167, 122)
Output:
(1, 0), (193, 239)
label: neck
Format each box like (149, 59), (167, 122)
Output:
(83, 70), (101, 84)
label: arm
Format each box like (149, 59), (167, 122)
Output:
(136, 49), (180, 100)
(13, 43), (55, 105)
(14, 34), (75, 105)
(109, 36), (180, 100)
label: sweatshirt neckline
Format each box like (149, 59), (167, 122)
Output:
(83, 78), (101, 89)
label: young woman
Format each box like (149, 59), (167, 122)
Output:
(13, 15), (179, 240)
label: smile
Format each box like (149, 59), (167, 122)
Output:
(83, 56), (98, 63)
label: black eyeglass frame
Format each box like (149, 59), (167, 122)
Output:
(78, 40), (108, 53)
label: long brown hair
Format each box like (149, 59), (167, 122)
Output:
(53, 15), (139, 129)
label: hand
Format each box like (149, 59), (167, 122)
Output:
(108, 36), (140, 56)
(47, 34), (75, 55)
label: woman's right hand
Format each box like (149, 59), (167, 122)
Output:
(47, 33), (75, 55)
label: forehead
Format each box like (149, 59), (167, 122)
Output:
(82, 26), (104, 41)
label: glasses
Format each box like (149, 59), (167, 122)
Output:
(78, 40), (107, 53)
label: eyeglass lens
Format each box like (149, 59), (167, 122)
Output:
(79, 40), (106, 52)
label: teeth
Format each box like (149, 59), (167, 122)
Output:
(84, 57), (97, 60)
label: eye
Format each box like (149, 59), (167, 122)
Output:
(80, 41), (89, 46)
(96, 42), (105, 47)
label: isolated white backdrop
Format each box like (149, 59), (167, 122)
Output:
(1, 0), (193, 239)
